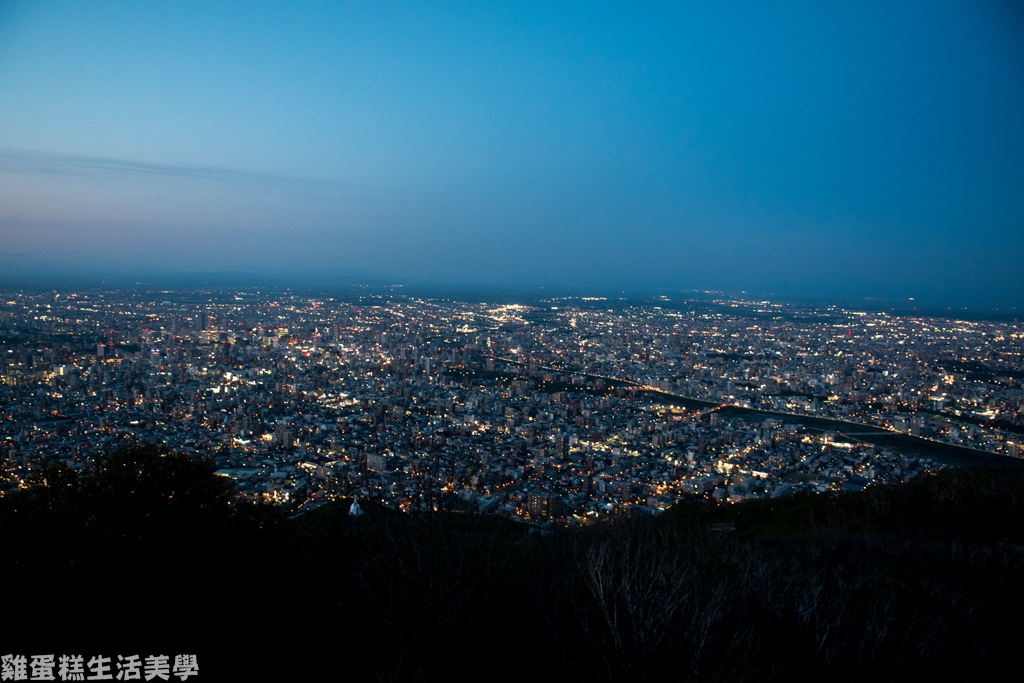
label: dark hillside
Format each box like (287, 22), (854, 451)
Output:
(3, 445), (1021, 681)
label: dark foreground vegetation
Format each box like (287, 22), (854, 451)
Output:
(3, 445), (1023, 681)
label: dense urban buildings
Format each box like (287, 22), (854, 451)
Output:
(2, 288), (1021, 522)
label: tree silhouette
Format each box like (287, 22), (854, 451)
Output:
(1, 445), (245, 657)
(82, 443), (234, 541)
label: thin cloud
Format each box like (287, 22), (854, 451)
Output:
(0, 146), (382, 197)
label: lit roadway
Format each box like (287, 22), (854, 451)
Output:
(479, 354), (1009, 467)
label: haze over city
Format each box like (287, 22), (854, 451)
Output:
(1, 1), (1022, 306)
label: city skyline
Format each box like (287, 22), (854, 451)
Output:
(1, 1), (1023, 306)
(5, 285), (1021, 677)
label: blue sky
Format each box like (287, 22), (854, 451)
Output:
(1, 1), (1022, 304)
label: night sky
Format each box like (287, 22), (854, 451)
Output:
(1, 1), (1022, 305)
